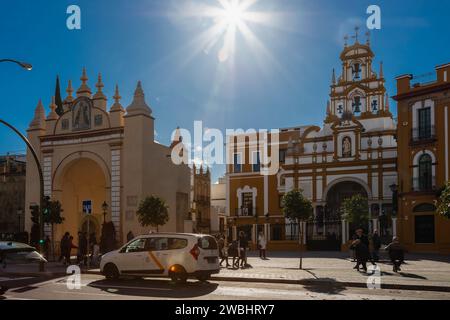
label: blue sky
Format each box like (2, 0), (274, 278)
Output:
(1, 0), (449, 182)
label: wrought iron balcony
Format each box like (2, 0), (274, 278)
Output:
(411, 176), (436, 192)
(411, 126), (436, 144)
(235, 207), (258, 217)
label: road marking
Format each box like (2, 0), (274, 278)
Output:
(0, 277), (34, 281)
(2, 296), (36, 300)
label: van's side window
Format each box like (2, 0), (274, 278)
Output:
(168, 238), (188, 250)
(146, 237), (169, 251)
(123, 238), (146, 253)
(145, 237), (187, 251)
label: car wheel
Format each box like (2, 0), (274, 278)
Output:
(197, 274), (211, 282)
(103, 263), (120, 280)
(169, 266), (188, 284)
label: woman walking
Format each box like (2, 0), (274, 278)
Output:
(350, 228), (370, 273)
(258, 231), (267, 259)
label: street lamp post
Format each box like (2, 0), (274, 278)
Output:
(0, 59), (44, 271)
(0, 59), (33, 71)
(102, 201), (109, 224)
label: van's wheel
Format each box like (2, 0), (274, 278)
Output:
(103, 263), (120, 280)
(197, 274), (211, 282)
(169, 266), (188, 284)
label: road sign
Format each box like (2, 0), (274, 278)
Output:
(82, 200), (92, 215)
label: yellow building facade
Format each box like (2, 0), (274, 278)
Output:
(394, 64), (450, 254)
(25, 70), (191, 247)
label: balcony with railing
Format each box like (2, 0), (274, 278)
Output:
(410, 126), (437, 145)
(235, 207), (258, 217)
(411, 176), (437, 192)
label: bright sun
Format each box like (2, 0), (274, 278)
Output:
(221, 1), (246, 27)
(173, 0), (275, 64)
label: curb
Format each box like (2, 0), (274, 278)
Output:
(3, 270), (450, 293)
(210, 276), (450, 293)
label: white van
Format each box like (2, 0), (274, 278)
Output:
(100, 233), (220, 282)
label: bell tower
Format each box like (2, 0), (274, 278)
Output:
(325, 28), (391, 124)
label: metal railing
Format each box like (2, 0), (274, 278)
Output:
(235, 207), (258, 217)
(411, 176), (436, 192)
(411, 126), (436, 143)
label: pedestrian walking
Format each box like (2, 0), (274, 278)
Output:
(350, 228), (370, 272)
(127, 231), (135, 242)
(385, 236), (406, 272)
(59, 232), (69, 264)
(371, 230), (382, 262)
(228, 240), (239, 268)
(218, 235), (230, 268)
(77, 232), (88, 266)
(238, 231), (248, 268)
(257, 231), (267, 259)
(67, 235), (77, 265)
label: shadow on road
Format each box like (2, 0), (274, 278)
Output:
(88, 278), (219, 299)
(302, 278), (345, 295)
(399, 273), (427, 280)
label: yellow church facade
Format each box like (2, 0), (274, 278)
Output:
(25, 70), (191, 247)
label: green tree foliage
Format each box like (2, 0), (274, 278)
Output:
(437, 182), (450, 219)
(282, 189), (313, 269)
(341, 194), (369, 227)
(136, 196), (169, 232)
(43, 200), (65, 259)
(282, 189), (313, 222)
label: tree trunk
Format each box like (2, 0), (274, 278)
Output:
(299, 220), (303, 270)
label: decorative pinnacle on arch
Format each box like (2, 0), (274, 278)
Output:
(126, 81), (152, 116)
(47, 96), (59, 121)
(94, 73), (107, 100)
(29, 99), (46, 129)
(76, 67), (92, 97)
(110, 84), (124, 112)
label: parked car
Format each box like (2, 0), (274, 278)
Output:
(0, 241), (47, 267)
(100, 233), (220, 283)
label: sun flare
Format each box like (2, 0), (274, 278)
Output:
(220, 0), (246, 27)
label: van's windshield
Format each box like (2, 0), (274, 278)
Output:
(198, 236), (218, 250)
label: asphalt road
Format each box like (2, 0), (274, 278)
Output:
(2, 274), (450, 300)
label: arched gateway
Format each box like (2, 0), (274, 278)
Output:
(25, 70), (191, 250)
(307, 180), (369, 251)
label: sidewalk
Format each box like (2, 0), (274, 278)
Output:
(212, 251), (450, 292)
(2, 251), (450, 292)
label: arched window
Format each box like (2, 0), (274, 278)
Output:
(418, 154), (433, 191)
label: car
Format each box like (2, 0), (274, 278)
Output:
(0, 241), (47, 268)
(100, 233), (220, 283)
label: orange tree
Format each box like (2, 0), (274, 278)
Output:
(437, 182), (450, 220)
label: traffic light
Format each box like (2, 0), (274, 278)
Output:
(29, 204), (40, 224)
(43, 196), (51, 216)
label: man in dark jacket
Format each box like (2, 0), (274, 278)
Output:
(385, 237), (405, 272)
(351, 228), (370, 272)
(59, 232), (70, 265)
